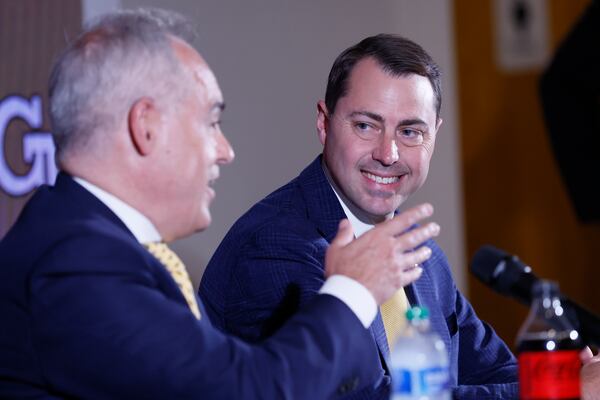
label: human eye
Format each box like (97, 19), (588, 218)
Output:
(353, 121), (378, 139)
(398, 127), (424, 146)
(355, 122), (370, 130)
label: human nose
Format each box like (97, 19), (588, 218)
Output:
(372, 134), (399, 166)
(216, 130), (235, 165)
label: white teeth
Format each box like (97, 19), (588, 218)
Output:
(363, 172), (399, 184)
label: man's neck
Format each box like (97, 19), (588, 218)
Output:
(73, 176), (161, 243)
(321, 159), (393, 238)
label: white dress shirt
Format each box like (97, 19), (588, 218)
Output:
(318, 163), (385, 328)
(73, 176), (377, 328)
(74, 177), (161, 243)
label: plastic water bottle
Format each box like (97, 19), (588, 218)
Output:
(390, 306), (451, 400)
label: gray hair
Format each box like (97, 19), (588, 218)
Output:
(49, 8), (198, 163)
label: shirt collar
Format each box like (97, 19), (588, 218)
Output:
(73, 177), (161, 243)
(321, 160), (390, 238)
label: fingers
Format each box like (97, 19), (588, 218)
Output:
(327, 205), (438, 302)
(581, 346), (595, 364)
(401, 264), (424, 285)
(397, 222), (440, 249)
(378, 203), (434, 236)
(581, 346), (600, 366)
(400, 246), (433, 270)
(393, 246), (430, 288)
(373, 204), (439, 252)
(330, 219), (353, 248)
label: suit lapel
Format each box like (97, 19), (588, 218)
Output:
(53, 172), (136, 238)
(298, 164), (449, 373)
(50, 173), (208, 321)
(298, 156), (392, 372)
(297, 156), (346, 242)
(410, 252), (453, 358)
(371, 312), (391, 367)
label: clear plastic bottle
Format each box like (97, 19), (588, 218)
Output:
(516, 280), (583, 400)
(390, 306), (451, 400)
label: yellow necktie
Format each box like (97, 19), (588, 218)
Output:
(380, 288), (409, 350)
(144, 242), (201, 320)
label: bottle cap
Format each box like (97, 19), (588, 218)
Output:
(406, 306), (429, 321)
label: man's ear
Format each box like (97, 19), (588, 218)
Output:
(435, 117), (443, 132)
(128, 97), (160, 156)
(316, 100), (329, 146)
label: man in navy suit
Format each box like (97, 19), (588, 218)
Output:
(200, 35), (519, 398)
(0, 11), (442, 399)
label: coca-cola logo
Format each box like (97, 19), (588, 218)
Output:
(519, 350), (581, 398)
(528, 354), (580, 381)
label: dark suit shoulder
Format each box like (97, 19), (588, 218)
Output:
(239, 174), (309, 231)
(31, 225), (154, 279)
(205, 173), (324, 275)
(200, 172), (330, 340)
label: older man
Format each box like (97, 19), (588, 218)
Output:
(0, 11), (440, 399)
(200, 34), (519, 399)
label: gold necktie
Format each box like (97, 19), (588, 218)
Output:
(144, 242), (201, 320)
(380, 288), (409, 350)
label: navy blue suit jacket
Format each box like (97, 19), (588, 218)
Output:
(200, 156), (519, 399)
(0, 173), (377, 399)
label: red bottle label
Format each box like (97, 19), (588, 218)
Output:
(519, 350), (581, 399)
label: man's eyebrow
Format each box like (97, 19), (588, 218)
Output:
(348, 112), (428, 128)
(348, 111), (384, 123)
(397, 118), (427, 127)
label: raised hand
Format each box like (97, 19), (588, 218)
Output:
(325, 203), (440, 305)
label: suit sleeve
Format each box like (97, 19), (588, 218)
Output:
(29, 234), (373, 399)
(200, 215), (390, 399)
(452, 289), (519, 399)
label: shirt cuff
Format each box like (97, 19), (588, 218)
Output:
(319, 274), (377, 328)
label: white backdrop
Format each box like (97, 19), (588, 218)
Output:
(83, 0), (466, 292)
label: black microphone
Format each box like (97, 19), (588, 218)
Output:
(470, 245), (600, 347)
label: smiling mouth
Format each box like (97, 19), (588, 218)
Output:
(362, 171), (400, 185)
